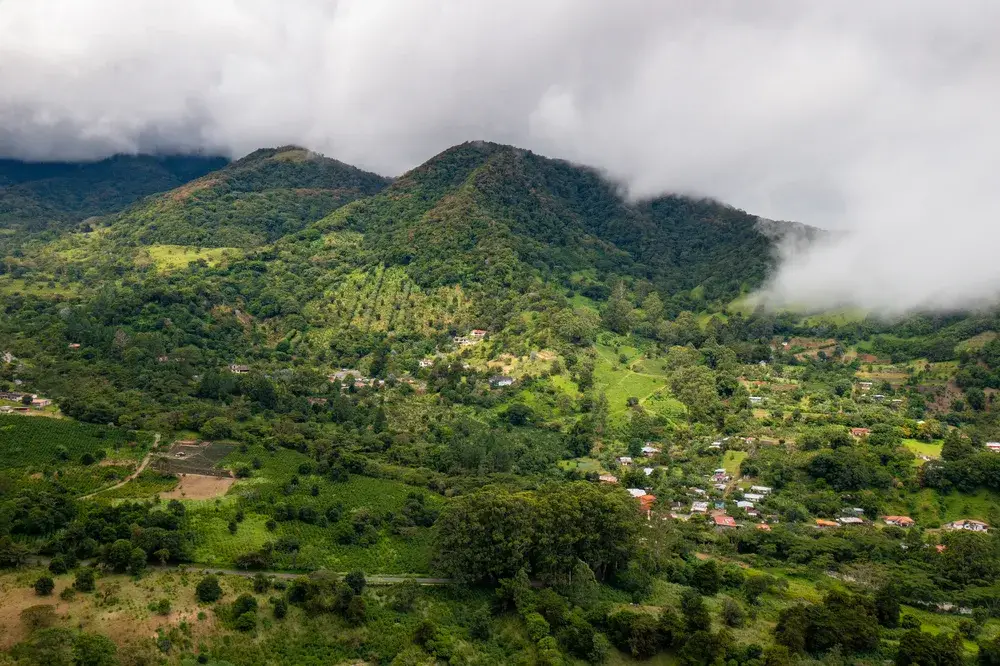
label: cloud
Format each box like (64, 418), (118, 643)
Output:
(2, 0), (999, 311)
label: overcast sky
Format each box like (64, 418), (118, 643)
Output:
(2, 0), (998, 312)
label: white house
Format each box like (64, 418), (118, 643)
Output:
(627, 488), (647, 498)
(750, 485), (773, 494)
(744, 493), (765, 502)
(418, 358), (434, 368)
(641, 445), (661, 455)
(708, 441), (722, 450)
(489, 376), (514, 387)
(643, 467), (654, 476)
(986, 442), (1000, 452)
(737, 500), (754, 509)
(946, 519), (989, 533)
(749, 396), (763, 404)
(691, 501), (709, 513)
(617, 456), (634, 465)
(838, 516), (864, 525)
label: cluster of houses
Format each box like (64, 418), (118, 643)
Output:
(0, 391), (52, 411)
(452, 329), (488, 347)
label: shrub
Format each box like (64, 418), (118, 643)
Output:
(48, 554), (69, 575)
(34, 576), (55, 596)
(234, 611), (257, 632)
(345, 570), (367, 595)
(74, 568), (96, 592)
(20, 605), (56, 631)
(272, 597), (287, 620)
(232, 593), (258, 618)
(196, 575), (222, 603)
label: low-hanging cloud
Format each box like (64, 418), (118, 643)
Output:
(2, 0), (999, 313)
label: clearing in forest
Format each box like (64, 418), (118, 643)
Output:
(160, 473), (236, 500)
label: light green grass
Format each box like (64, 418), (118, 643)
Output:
(903, 438), (943, 463)
(723, 451), (747, 476)
(143, 244), (242, 272)
(886, 488), (1000, 527)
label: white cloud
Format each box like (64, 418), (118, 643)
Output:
(1, 0), (999, 311)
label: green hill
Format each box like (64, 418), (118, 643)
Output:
(106, 146), (390, 248)
(323, 141), (781, 307)
(0, 154), (228, 231)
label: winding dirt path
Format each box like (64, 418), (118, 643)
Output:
(78, 450), (155, 500)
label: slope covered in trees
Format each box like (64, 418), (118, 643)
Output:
(106, 146), (390, 247)
(0, 154), (228, 232)
(325, 141), (783, 308)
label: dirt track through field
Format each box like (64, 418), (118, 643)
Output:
(78, 450), (153, 500)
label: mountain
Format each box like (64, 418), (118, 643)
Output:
(106, 146), (391, 248)
(320, 141), (785, 307)
(0, 154), (228, 232)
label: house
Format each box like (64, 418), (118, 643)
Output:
(469, 329), (488, 338)
(883, 515), (915, 527)
(691, 501), (709, 514)
(756, 523), (772, 531)
(418, 359), (434, 368)
(599, 474), (618, 484)
(641, 445), (661, 455)
(617, 456), (634, 466)
(737, 500), (754, 510)
(489, 376), (515, 388)
(713, 483), (727, 491)
(690, 487), (707, 496)
(749, 396), (763, 404)
(873, 394), (886, 401)
(643, 467), (654, 476)
(744, 493), (764, 502)
(453, 336), (478, 346)
(31, 397), (51, 408)
(0, 391), (26, 401)
(750, 485), (772, 494)
(713, 501), (726, 510)
(330, 369), (362, 382)
(627, 488), (647, 498)
(68, 343), (81, 349)
(946, 519), (989, 533)
(838, 516), (864, 525)
(935, 544), (947, 553)
(858, 381), (872, 390)
(714, 468), (727, 476)
(986, 442), (1000, 452)
(708, 441), (722, 450)
(851, 427), (871, 438)
(157, 355), (170, 363)
(816, 519), (839, 528)
(847, 507), (866, 516)
(306, 397), (328, 406)
(228, 364), (250, 374)
(714, 515), (737, 528)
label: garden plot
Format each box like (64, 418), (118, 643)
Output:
(152, 440), (234, 477)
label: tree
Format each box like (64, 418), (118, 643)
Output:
(345, 570), (367, 595)
(606, 610), (661, 659)
(602, 282), (635, 334)
(74, 568), (96, 592)
(105, 539), (133, 572)
(721, 597), (745, 628)
(681, 589), (711, 632)
(272, 597), (288, 619)
(73, 632), (118, 666)
(127, 547), (147, 575)
(34, 576), (55, 596)
(692, 559), (721, 595)
(196, 575), (222, 603)
(897, 629), (963, 666)
(875, 583), (901, 628)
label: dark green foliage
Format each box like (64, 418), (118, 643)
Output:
(272, 597), (288, 620)
(74, 568), (96, 592)
(34, 575), (55, 596)
(875, 583), (901, 628)
(345, 570), (366, 595)
(196, 575), (222, 603)
(775, 591), (880, 655)
(681, 589), (712, 632)
(897, 630), (964, 666)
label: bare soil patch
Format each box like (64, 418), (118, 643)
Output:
(152, 441), (234, 477)
(160, 473), (235, 500)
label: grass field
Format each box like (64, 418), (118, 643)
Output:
(594, 344), (685, 420)
(142, 244), (242, 272)
(903, 438), (943, 464)
(886, 488), (1000, 527)
(723, 450), (747, 476)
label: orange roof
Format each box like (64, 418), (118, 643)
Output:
(816, 519), (839, 527)
(638, 494), (656, 510)
(883, 516), (914, 525)
(935, 544), (947, 553)
(756, 523), (772, 531)
(714, 515), (737, 527)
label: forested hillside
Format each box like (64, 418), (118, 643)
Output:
(0, 154), (227, 232)
(107, 146), (390, 247)
(1, 143), (1000, 665)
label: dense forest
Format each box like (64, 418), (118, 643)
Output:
(0, 143), (997, 665)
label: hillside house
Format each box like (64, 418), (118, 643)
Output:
(489, 376), (514, 387)
(714, 515), (737, 528)
(756, 523), (772, 531)
(851, 427), (871, 438)
(641, 445), (661, 455)
(749, 396), (763, 404)
(816, 519), (839, 528)
(598, 474), (618, 484)
(31, 397), (51, 408)
(453, 337), (477, 346)
(306, 397), (328, 406)
(469, 329), (488, 338)
(617, 456), (634, 466)
(708, 441), (722, 450)
(691, 501), (709, 514)
(838, 516), (864, 525)
(418, 359), (434, 368)
(744, 493), (765, 502)
(0, 391), (26, 401)
(946, 519), (989, 533)
(627, 488), (647, 498)
(68, 343), (81, 349)
(737, 500), (754, 510)
(750, 486), (772, 494)
(858, 381), (872, 390)
(643, 467), (654, 476)
(713, 483), (727, 491)
(228, 364), (250, 374)
(986, 442), (1000, 452)
(884, 515), (915, 527)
